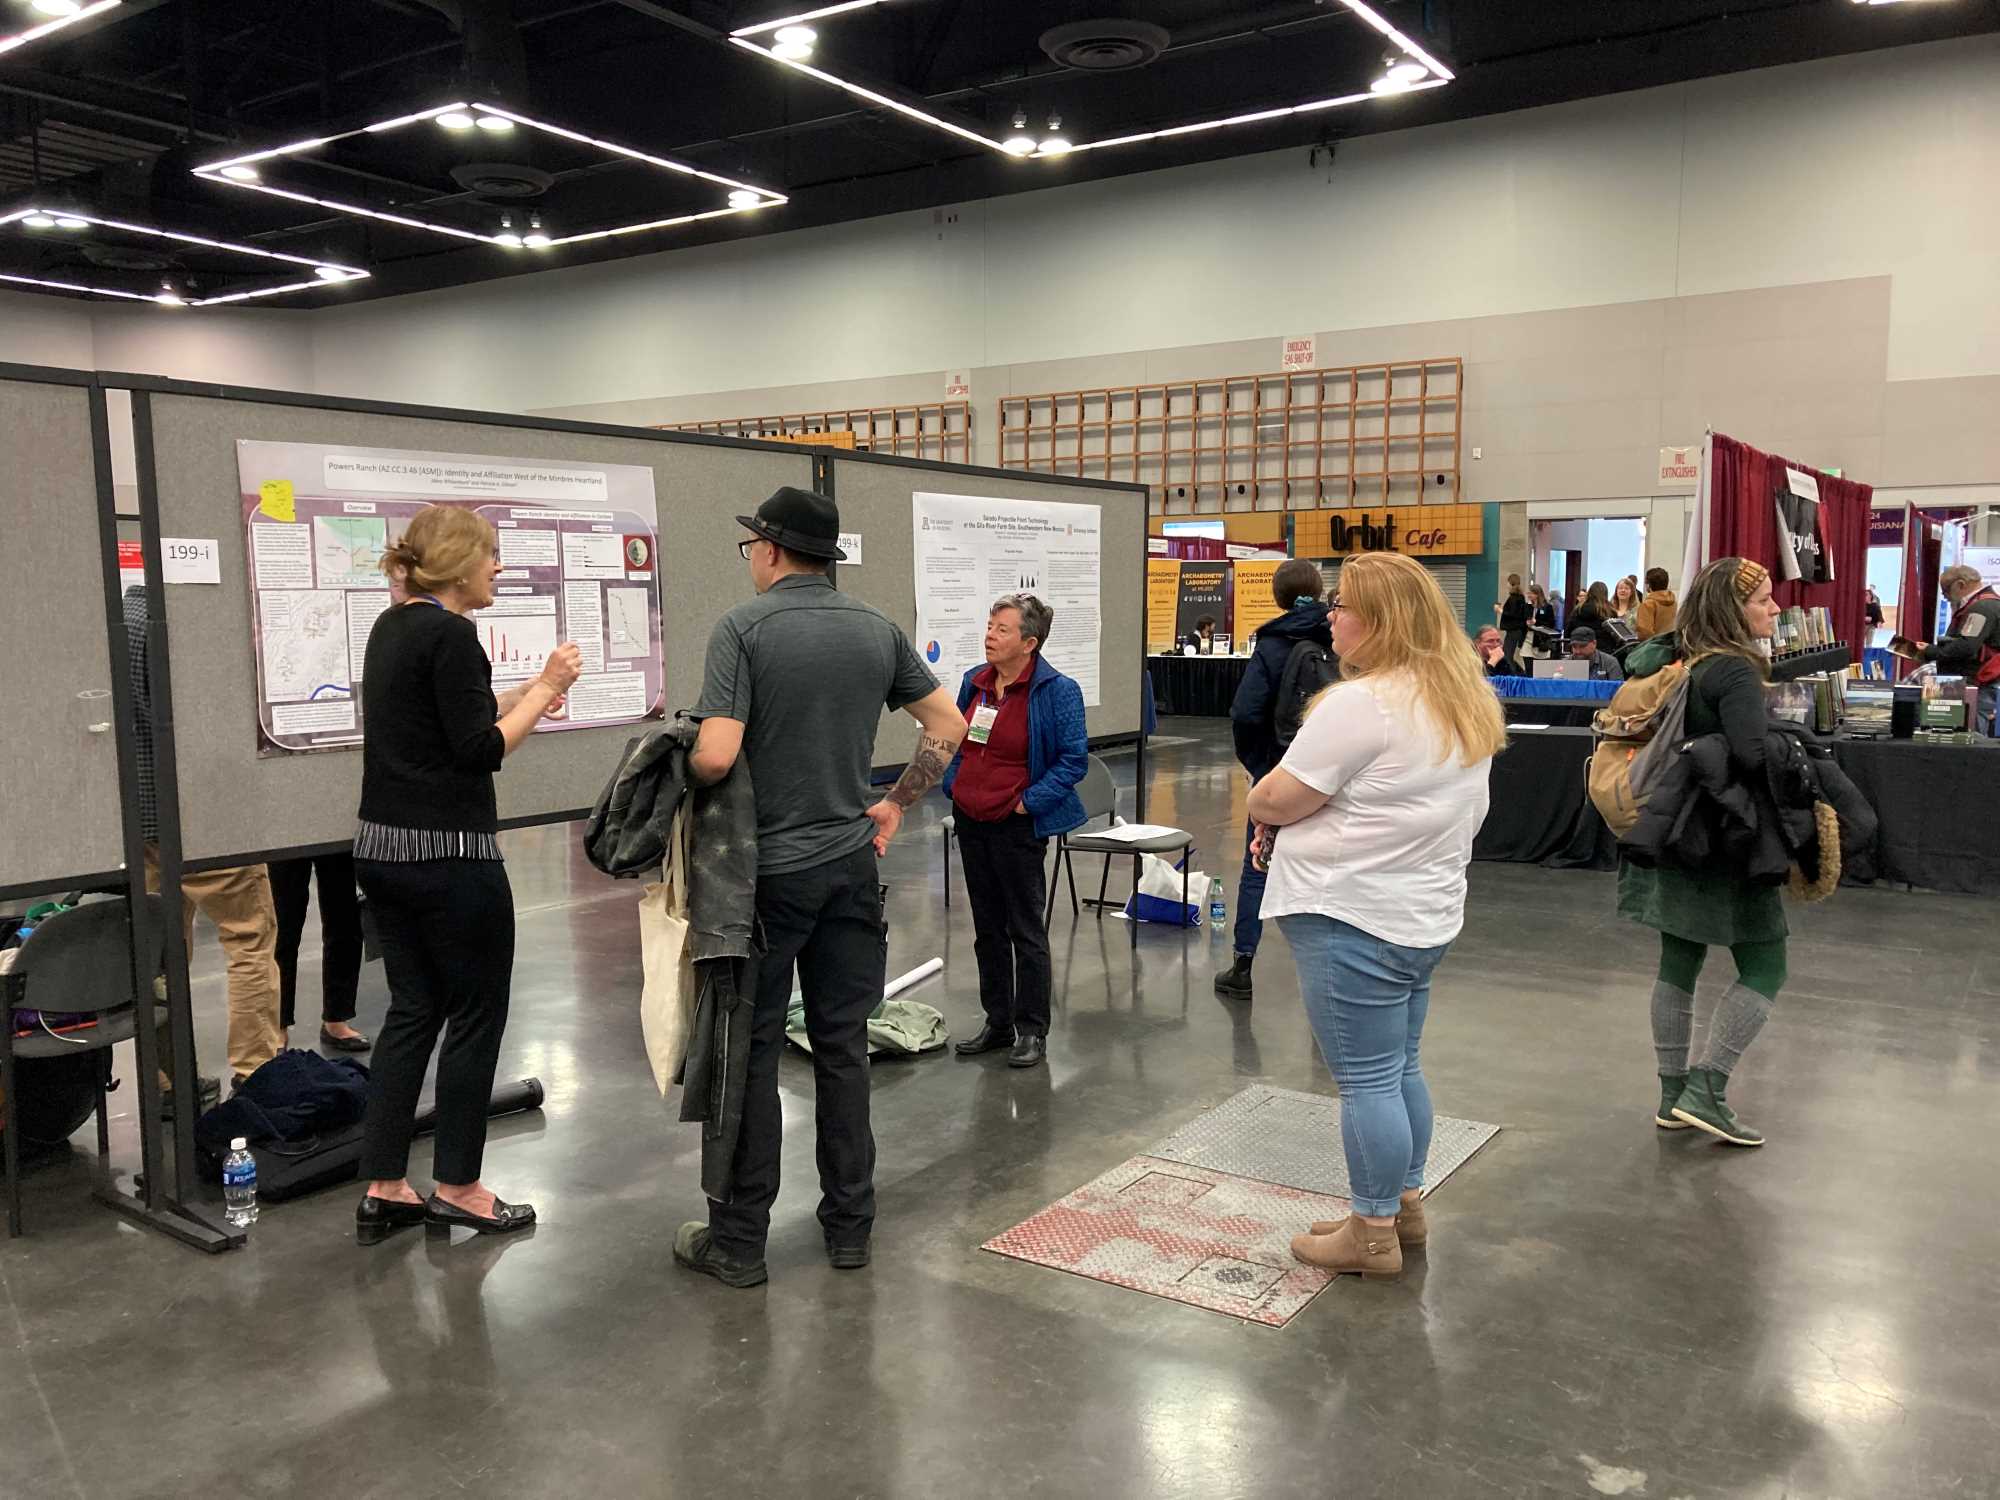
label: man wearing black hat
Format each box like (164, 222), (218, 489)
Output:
(1566, 624), (1625, 681)
(673, 486), (966, 1288)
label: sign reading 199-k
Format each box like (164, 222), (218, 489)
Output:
(237, 439), (665, 755)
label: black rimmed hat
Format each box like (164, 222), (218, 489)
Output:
(736, 486), (846, 561)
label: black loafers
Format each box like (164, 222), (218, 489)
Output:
(954, 1025), (1015, 1056)
(425, 1193), (537, 1235)
(826, 1239), (871, 1271)
(320, 1026), (372, 1053)
(1008, 1034), (1047, 1069)
(356, 1193), (428, 1246)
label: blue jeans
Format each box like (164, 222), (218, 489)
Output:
(1232, 815), (1266, 958)
(1276, 914), (1450, 1217)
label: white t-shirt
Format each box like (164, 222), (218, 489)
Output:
(1259, 672), (1493, 949)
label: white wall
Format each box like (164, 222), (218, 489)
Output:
(302, 35), (2000, 411)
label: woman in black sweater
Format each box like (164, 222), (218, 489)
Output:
(354, 506), (581, 1244)
(1496, 574), (1531, 663)
(1617, 558), (1784, 1148)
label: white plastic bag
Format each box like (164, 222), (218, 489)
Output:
(637, 807), (697, 1096)
(1125, 850), (1207, 927)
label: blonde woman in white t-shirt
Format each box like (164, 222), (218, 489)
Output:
(1247, 552), (1506, 1281)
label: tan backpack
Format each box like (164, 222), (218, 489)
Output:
(1587, 661), (1691, 837)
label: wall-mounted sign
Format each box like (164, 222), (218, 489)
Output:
(1291, 505), (1484, 558)
(945, 372), (970, 399)
(837, 531), (863, 565)
(1658, 445), (1699, 487)
(1280, 334), (1317, 374)
(1147, 536), (1169, 555)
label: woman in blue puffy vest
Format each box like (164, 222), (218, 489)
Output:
(941, 593), (1088, 1070)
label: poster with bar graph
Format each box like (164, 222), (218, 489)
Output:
(238, 439), (663, 755)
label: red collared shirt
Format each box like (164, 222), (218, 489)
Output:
(951, 655), (1037, 822)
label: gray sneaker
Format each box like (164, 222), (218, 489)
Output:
(673, 1221), (769, 1287)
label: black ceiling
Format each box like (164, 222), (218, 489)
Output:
(2, 0), (1995, 307)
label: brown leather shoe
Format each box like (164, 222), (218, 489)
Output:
(1310, 1189), (1426, 1248)
(1290, 1215), (1403, 1280)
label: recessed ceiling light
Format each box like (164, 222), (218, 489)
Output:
(437, 109), (476, 131)
(1003, 135), (1037, 156)
(522, 214), (552, 248)
(495, 232), (524, 247)
(154, 293), (184, 306)
(727, 189), (763, 209)
(1384, 59), (1428, 84)
(31, 0), (82, 16)
(313, 265), (347, 280)
(771, 24), (816, 59)
(220, 164), (260, 182)
(1037, 135), (1072, 156)
(54, 216), (88, 229)
(22, 212), (57, 228)
(474, 112), (515, 133)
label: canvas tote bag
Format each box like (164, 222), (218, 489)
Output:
(637, 804), (698, 1096)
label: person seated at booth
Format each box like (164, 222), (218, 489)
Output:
(1183, 615), (1220, 653)
(1567, 624), (1626, 681)
(1473, 625), (1529, 677)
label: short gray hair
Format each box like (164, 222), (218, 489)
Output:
(991, 593), (1053, 649)
(1940, 564), (1982, 595)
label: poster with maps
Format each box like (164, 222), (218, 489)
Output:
(238, 440), (664, 755)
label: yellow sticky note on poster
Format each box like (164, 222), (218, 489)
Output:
(258, 480), (296, 522)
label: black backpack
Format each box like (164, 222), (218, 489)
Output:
(1273, 640), (1339, 749)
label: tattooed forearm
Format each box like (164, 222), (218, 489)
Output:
(885, 732), (958, 809)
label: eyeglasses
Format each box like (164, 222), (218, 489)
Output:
(736, 537), (761, 560)
(1327, 599), (1344, 614)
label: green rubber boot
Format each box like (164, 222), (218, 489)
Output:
(1655, 1074), (1691, 1129)
(1670, 1066), (1764, 1146)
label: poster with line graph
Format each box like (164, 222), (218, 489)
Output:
(239, 439), (664, 755)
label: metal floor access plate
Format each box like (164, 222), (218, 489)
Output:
(982, 1155), (1347, 1327)
(1145, 1085), (1500, 1201)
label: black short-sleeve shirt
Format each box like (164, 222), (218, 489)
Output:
(695, 574), (938, 874)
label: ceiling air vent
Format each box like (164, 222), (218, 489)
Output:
(1040, 19), (1170, 72)
(448, 162), (555, 199)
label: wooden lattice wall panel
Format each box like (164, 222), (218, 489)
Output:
(999, 358), (1461, 511)
(660, 401), (970, 464)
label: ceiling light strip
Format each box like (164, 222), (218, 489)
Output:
(0, 270), (159, 302)
(0, 0), (120, 58)
(1, 207), (368, 279)
(727, 36), (1009, 153)
(466, 105), (787, 201)
(193, 106), (469, 173)
(731, 0), (883, 38)
(1066, 80), (1444, 153)
(1337, 0), (1454, 82)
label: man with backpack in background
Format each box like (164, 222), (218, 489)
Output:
(1214, 559), (1335, 1002)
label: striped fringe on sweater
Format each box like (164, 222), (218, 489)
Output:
(354, 820), (502, 863)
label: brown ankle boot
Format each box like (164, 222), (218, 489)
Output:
(1290, 1216), (1403, 1280)
(1310, 1190), (1426, 1248)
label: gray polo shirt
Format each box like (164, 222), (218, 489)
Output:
(695, 573), (939, 875)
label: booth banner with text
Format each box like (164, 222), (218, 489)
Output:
(1774, 468), (1834, 585)
(1174, 563), (1230, 644)
(1232, 560), (1285, 645)
(912, 490), (1103, 705)
(238, 440), (664, 755)
(1291, 504), (1484, 558)
(1146, 559), (1181, 651)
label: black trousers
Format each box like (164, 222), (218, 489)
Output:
(355, 857), (514, 1185)
(268, 852), (363, 1028)
(710, 844), (884, 1260)
(954, 811), (1052, 1038)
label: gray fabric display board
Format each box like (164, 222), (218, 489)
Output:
(0, 371), (127, 894)
(827, 457), (1146, 770)
(139, 390), (812, 864)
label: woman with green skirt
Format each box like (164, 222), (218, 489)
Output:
(1617, 557), (1784, 1147)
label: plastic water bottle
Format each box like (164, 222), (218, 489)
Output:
(1209, 877), (1227, 931)
(222, 1138), (258, 1228)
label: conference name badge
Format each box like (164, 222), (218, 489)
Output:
(968, 703), (999, 745)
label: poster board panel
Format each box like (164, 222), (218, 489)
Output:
(1233, 560), (1285, 644)
(0, 377), (126, 890)
(144, 392), (810, 862)
(827, 458), (1143, 769)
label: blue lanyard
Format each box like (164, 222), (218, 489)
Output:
(406, 594), (443, 610)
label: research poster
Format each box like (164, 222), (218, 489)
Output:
(238, 440), (664, 755)
(912, 490), (1103, 706)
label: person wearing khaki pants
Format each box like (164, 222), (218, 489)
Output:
(142, 846), (284, 1087)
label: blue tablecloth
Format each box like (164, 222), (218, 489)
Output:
(1494, 678), (1620, 703)
(1861, 647), (1896, 681)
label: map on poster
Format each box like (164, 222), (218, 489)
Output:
(239, 439), (664, 755)
(912, 490), (1102, 706)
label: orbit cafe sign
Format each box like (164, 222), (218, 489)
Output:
(1297, 505), (1481, 558)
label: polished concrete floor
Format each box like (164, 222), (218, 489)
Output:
(5, 720), (1998, 1500)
